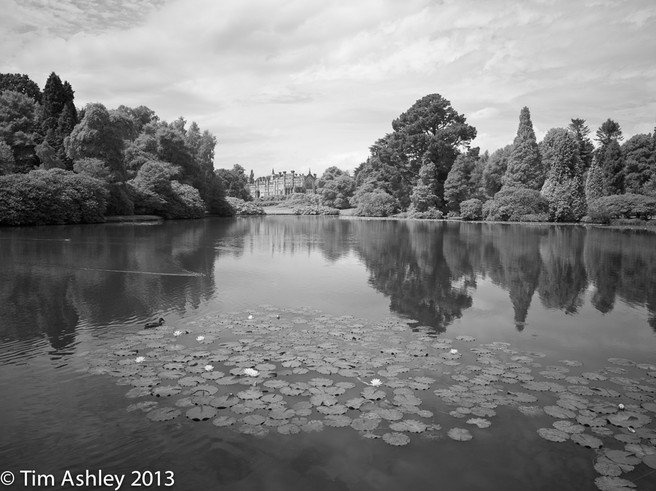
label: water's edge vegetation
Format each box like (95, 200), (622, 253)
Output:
(1, 73), (655, 226)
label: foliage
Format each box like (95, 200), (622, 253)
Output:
(226, 197), (264, 215)
(0, 141), (15, 175)
(35, 141), (63, 169)
(622, 133), (655, 195)
(596, 118), (623, 146)
(317, 168), (355, 209)
(401, 207), (444, 219)
(0, 73), (42, 102)
(41, 73), (77, 166)
(502, 107), (543, 190)
(540, 128), (586, 222)
(585, 157), (607, 203)
(65, 103), (125, 180)
(482, 145), (512, 197)
(587, 194), (656, 222)
(106, 182), (135, 216)
(293, 205), (339, 215)
(410, 162), (439, 211)
(459, 198), (483, 220)
(568, 118), (594, 171)
(356, 93), (476, 209)
(216, 164), (252, 201)
(0, 169), (107, 225)
(73, 157), (111, 181)
(444, 153), (478, 212)
(0, 90), (38, 147)
(285, 193), (322, 207)
(354, 189), (400, 217)
(483, 187), (549, 221)
(596, 139), (624, 195)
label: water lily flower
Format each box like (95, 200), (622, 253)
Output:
(135, 356), (145, 363)
(196, 335), (205, 342)
(618, 403), (625, 410)
(248, 314), (254, 320)
(204, 364), (214, 372)
(243, 368), (259, 377)
(450, 349), (458, 354)
(370, 379), (382, 387)
(173, 330), (182, 337)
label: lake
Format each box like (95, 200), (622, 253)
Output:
(1, 217), (655, 491)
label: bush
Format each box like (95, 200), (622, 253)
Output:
(293, 205), (339, 215)
(459, 198), (483, 220)
(226, 197), (265, 215)
(353, 190), (400, 217)
(483, 187), (549, 221)
(106, 182), (134, 216)
(404, 207), (444, 219)
(0, 169), (108, 225)
(285, 193), (322, 207)
(587, 194), (656, 222)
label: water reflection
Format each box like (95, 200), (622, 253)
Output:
(1, 218), (655, 351)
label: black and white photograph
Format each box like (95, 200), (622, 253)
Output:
(1, 1), (655, 490)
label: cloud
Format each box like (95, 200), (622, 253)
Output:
(1, 0), (655, 177)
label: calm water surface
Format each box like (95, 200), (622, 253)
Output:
(1, 217), (655, 491)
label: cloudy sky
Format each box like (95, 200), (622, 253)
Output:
(1, 0), (655, 177)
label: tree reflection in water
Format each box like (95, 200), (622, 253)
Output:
(1, 218), (655, 350)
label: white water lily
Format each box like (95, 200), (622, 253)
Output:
(618, 403), (625, 410)
(450, 349), (458, 354)
(370, 379), (382, 387)
(173, 330), (182, 337)
(196, 335), (205, 342)
(243, 368), (259, 377)
(204, 364), (214, 372)
(135, 356), (145, 363)
(248, 314), (254, 320)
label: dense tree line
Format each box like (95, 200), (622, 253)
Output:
(350, 93), (656, 221)
(0, 72), (231, 225)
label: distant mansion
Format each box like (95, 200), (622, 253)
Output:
(249, 169), (317, 198)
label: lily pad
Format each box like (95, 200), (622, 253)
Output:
(448, 427), (473, 441)
(383, 432), (411, 446)
(537, 428), (569, 442)
(571, 433), (603, 449)
(186, 406), (217, 421)
(466, 418), (491, 429)
(594, 476), (636, 491)
(146, 407), (181, 422)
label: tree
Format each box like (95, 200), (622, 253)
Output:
(357, 94), (477, 210)
(410, 162), (439, 211)
(64, 102), (125, 180)
(597, 139), (624, 195)
(596, 118), (623, 146)
(0, 73), (42, 102)
(0, 141), (14, 174)
(502, 107), (543, 190)
(215, 164), (251, 201)
(622, 133), (654, 195)
(540, 128), (586, 221)
(317, 167), (355, 209)
(444, 153), (477, 212)
(568, 118), (594, 171)
(35, 141), (63, 169)
(482, 145), (512, 197)
(0, 90), (39, 172)
(585, 157), (607, 203)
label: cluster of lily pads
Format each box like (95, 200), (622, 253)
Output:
(85, 306), (656, 491)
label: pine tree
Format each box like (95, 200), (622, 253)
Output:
(540, 128), (586, 221)
(597, 140), (624, 195)
(502, 107), (543, 190)
(444, 153), (477, 212)
(568, 118), (594, 171)
(585, 157), (607, 202)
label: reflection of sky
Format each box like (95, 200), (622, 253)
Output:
(450, 277), (656, 366)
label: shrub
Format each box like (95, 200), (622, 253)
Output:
(587, 194), (656, 222)
(405, 207), (444, 219)
(285, 193), (322, 207)
(226, 197), (265, 215)
(106, 182), (135, 216)
(459, 198), (483, 220)
(293, 205), (339, 215)
(483, 187), (549, 222)
(353, 190), (400, 217)
(0, 169), (107, 225)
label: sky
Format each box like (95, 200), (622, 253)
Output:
(1, 0), (655, 178)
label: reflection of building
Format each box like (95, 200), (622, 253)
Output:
(249, 169), (317, 198)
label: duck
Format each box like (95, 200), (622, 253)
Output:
(144, 317), (165, 329)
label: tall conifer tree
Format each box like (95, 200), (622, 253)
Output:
(502, 107), (543, 190)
